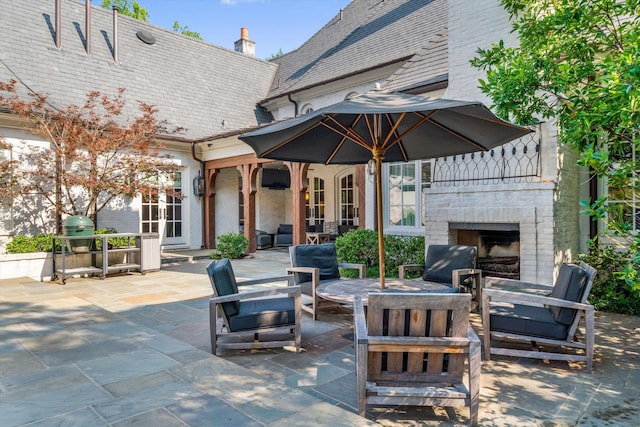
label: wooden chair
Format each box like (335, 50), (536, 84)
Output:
(399, 244), (482, 309)
(482, 262), (597, 371)
(354, 292), (481, 426)
(207, 259), (302, 355)
(288, 243), (365, 319)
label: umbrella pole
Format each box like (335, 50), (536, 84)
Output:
(374, 150), (385, 289)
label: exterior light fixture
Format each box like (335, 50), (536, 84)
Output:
(193, 170), (205, 197)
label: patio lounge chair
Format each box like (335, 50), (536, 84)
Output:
(399, 244), (482, 308)
(482, 262), (597, 371)
(354, 292), (480, 425)
(207, 259), (302, 355)
(288, 243), (365, 319)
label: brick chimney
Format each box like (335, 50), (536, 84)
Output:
(234, 27), (255, 57)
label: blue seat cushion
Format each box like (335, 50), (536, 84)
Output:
(422, 245), (477, 284)
(207, 259), (240, 317)
(290, 243), (340, 284)
(228, 297), (296, 332)
(550, 263), (588, 325)
(490, 304), (569, 340)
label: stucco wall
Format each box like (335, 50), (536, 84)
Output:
(214, 168), (241, 240)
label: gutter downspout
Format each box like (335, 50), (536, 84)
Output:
(288, 93), (299, 117)
(192, 141), (206, 248)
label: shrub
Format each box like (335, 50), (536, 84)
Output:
(578, 243), (640, 316)
(335, 229), (425, 278)
(211, 232), (249, 259)
(94, 228), (133, 249)
(336, 228), (379, 267)
(6, 234), (60, 253)
(383, 234), (425, 277)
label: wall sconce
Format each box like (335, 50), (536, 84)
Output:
(305, 191), (310, 201)
(367, 159), (376, 176)
(193, 170), (205, 197)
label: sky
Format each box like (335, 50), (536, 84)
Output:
(93, 0), (352, 59)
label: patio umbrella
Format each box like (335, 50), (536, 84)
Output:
(239, 90), (532, 288)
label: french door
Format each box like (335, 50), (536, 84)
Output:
(306, 177), (325, 227)
(338, 172), (357, 225)
(141, 172), (185, 245)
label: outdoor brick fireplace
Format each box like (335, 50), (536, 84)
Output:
(451, 223), (520, 279)
(425, 205), (547, 283)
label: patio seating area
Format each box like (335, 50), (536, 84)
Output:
(1, 248), (639, 426)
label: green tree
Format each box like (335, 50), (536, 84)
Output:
(0, 80), (183, 231)
(172, 21), (203, 40)
(471, 0), (640, 293)
(101, 0), (149, 22)
(265, 49), (284, 61)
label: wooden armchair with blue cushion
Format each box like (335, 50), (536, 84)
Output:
(354, 292), (481, 425)
(399, 244), (482, 308)
(288, 243), (365, 320)
(482, 262), (597, 371)
(207, 259), (301, 355)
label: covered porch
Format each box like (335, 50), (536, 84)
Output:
(202, 153), (367, 253)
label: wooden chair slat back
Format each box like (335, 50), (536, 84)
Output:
(366, 293), (472, 380)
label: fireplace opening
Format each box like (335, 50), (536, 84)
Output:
(452, 224), (520, 279)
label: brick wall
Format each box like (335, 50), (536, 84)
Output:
(432, 0), (580, 284)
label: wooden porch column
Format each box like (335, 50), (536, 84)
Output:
(285, 162), (309, 245)
(238, 163), (261, 253)
(204, 168), (218, 249)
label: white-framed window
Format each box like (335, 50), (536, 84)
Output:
(306, 177), (325, 227)
(0, 142), (14, 234)
(141, 171), (185, 244)
(337, 171), (357, 225)
(606, 146), (639, 232)
(385, 160), (432, 232)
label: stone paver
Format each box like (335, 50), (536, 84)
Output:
(0, 248), (638, 426)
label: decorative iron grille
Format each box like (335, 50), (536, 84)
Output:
(431, 124), (541, 187)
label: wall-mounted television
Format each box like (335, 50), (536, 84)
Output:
(261, 169), (290, 189)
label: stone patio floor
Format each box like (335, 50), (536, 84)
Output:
(1, 248), (639, 426)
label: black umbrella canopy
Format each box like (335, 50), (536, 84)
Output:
(239, 91), (532, 288)
(240, 91), (532, 165)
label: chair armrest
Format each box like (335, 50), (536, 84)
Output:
(484, 276), (553, 292)
(353, 296), (368, 344)
(483, 288), (593, 311)
(286, 266), (319, 285)
(286, 266), (317, 274)
(339, 263), (366, 278)
(236, 275), (294, 288)
(211, 285), (301, 304)
(467, 325), (481, 344)
(452, 268), (482, 288)
(399, 264), (424, 279)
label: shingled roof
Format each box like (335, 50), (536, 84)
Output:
(381, 30), (448, 93)
(0, 0), (277, 140)
(266, 0), (447, 101)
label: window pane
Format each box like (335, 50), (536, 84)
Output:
(388, 161), (419, 227)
